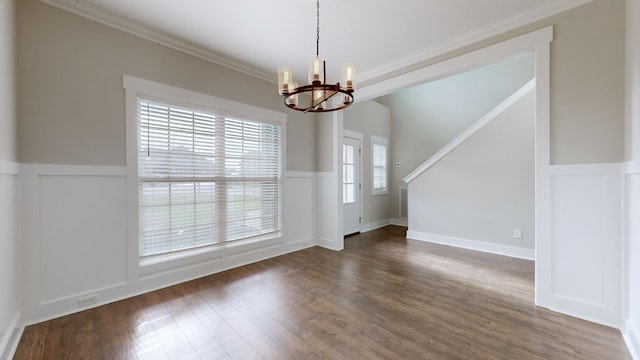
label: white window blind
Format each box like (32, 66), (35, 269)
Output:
(372, 136), (388, 195)
(138, 99), (281, 257)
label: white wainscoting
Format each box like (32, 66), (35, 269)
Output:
(624, 164), (640, 360)
(0, 161), (22, 360)
(20, 165), (319, 324)
(537, 163), (622, 328)
(626, 319), (640, 360)
(407, 231), (535, 260)
(38, 174), (128, 303)
(284, 172), (316, 247)
(316, 172), (342, 250)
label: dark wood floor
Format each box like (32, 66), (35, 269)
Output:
(15, 226), (630, 359)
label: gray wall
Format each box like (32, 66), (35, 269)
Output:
(0, 0), (16, 161)
(546, 0), (624, 164)
(16, 0), (316, 171)
(378, 53), (535, 220)
(409, 90), (535, 248)
(381, 0), (625, 165)
(343, 100), (392, 224)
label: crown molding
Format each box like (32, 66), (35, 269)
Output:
(38, 0), (276, 83)
(359, 0), (592, 83)
(39, 0), (591, 86)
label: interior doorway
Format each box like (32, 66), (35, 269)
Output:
(336, 27), (551, 309)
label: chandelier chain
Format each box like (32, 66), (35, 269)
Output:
(316, 0), (320, 57)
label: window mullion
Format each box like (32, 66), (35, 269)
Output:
(215, 117), (227, 242)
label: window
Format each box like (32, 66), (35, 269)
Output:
(371, 135), (388, 195)
(124, 75), (285, 266)
(343, 144), (356, 204)
(137, 99), (282, 257)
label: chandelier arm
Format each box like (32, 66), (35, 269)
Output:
(304, 88), (339, 113)
(283, 83), (354, 113)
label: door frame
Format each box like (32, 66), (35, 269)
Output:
(343, 130), (363, 235)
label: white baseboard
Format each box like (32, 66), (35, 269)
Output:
(0, 312), (23, 360)
(406, 230), (535, 260)
(23, 239), (314, 325)
(390, 218), (408, 227)
(625, 319), (640, 360)
(361, 219), (391, 233)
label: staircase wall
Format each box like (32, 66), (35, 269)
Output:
(407, 90), (535, 256)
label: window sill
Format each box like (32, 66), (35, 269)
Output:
(138, 232), (283, 276)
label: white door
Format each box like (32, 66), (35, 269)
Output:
(343, 136), (361, 235)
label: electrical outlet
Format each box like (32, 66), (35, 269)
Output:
(78, 294), (98, 307)
(513, 229), (523, 239)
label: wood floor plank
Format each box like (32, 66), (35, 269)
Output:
(13, 226), (631, 359)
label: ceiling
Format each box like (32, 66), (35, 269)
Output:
(41, 0), (589, 86)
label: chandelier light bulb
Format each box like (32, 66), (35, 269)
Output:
(309, 57), (325, 84)
(342, 64), (356, 91)
(278, 66), (293, 95)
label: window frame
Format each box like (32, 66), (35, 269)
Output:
(124, 75), (287, 275)
(371, 135), (389, 195)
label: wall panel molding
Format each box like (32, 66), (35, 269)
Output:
(20, 164), (320, 324)
(537, 163), (622, 328)
(0, 159), (18, 175)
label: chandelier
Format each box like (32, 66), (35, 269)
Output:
(277, 0), (356, 113)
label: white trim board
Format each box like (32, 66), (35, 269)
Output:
(407, 230), (535, 260)
(626, 160), (640, 174)
(403, 78), (535, 184)
(357, 27), (552, 102)
(0, 312), (23, 360)
(0, 160), (19, 175)
(390, 218), (408, 227)
(624, 319), (640, 360)
(361, 219), (391, 233)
